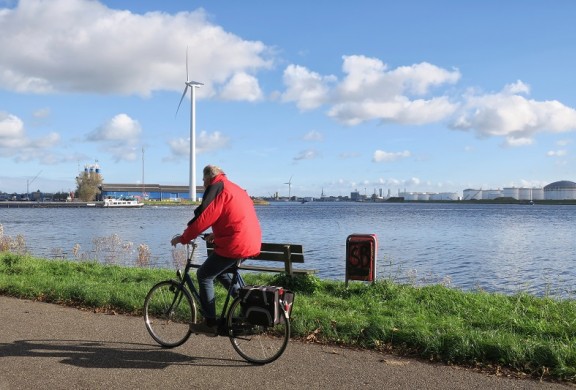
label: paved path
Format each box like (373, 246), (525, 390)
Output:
(0, 296), (568, 390)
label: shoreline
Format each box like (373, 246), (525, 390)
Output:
(0, 201), (100, 208)
(2, 199), (576, 208)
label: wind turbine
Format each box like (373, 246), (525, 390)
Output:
(176, 47), (203, 202)
(284, 175), (293, 201)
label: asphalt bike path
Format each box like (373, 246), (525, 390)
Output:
(0, 296), (568, 390)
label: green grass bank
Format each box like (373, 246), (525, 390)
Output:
(1, 252), (575, 383)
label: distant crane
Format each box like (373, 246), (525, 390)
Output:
(141, 146), (146, 199)
(26, 170), (42, 199)
(284, 175), (293, 200)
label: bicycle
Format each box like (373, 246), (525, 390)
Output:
(143, 237), (291, 364)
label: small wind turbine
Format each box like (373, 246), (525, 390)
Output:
(284, 175), (293, 200)
(176, 47), (203, 202)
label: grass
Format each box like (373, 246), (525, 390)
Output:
(1, 252), (575, 383)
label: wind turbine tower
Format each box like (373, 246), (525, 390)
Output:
(284, 176), (293, 200)
(176, 49), (203, 202)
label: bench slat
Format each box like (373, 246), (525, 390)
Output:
(206, 241), (314, 276)
(252, 252), (304, 263)
(206, 247), (305, 263)
(260, 243), (303, 253)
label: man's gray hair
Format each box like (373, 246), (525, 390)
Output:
(203, 165), (224, 180)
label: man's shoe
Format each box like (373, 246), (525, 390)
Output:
(191, 320), (218, 337)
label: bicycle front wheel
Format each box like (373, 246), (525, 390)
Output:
(227, 297), (290, 364)
(144, 280), (197, 348)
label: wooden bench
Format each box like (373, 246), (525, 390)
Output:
(206, 242), (316, 277)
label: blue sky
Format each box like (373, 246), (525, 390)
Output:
(1, 0), (575, 198)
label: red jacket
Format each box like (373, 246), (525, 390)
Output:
(179, 174), (262, 258)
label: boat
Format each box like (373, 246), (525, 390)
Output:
(102, 197), (144, 208)
(252, 198), (270, 205)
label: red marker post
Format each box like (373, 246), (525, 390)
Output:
(345, 234), (377, 287)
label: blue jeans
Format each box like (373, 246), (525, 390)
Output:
(196, 253), (242, 321)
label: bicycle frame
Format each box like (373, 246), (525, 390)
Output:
(176, 241), (245, 324)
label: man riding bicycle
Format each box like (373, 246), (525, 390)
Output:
(171, 165), (262, 335)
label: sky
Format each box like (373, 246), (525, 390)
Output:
(1, 0), (576, 198)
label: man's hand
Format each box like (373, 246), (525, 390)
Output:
(202, 233), (215, 244)
(171, 235), (182, 247)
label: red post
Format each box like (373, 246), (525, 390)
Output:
(345, 234), (377, 287)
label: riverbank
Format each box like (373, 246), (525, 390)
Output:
(2, 198), (576, 208)
(0, 199), (249, 208)
(0, 252), (574, 383)
(0, 201), (99, 208)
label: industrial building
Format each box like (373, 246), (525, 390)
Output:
(99, 180), (576, 203)
(394, 180), (576, 202)
(99, 183), (204, 201)
(77, 162), (204, 201)
(461, 181), (576, 201)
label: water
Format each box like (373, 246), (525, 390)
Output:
(1, 202), (575, 297)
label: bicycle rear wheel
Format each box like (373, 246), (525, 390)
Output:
(144, 280), (197, 348)
(227, 297), (290, 364)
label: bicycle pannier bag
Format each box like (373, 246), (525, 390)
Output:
(239, 285), (286, 326)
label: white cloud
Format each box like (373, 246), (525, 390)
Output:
(281, 65), (336, 110)
(517, 179), (548, 188)
(33, 108), (51, 118)
(0, 111), (61, 160)
(167, 130), (230, 159)
(219, 72), (263, 101)
(504, 137), (533, 147)
(166, 138), (189, 158)
(282, 55), (460, 125)
(329, 96), (457, 126)
(406, 177), (421, 186)
(0, 0), (272, 100)
(371, 176), (422, 189)
(546, 149), (567, 157)
(303, 130), (323, 141)
(197, 130), (230, 153)
(339, 151), (360, 159)
(86, 113), (141, 161)
(0, 112), (26, 148)
(339, 56), (460, 97)
(372, 150), (411, 163)
(452, 81), (576, 144)
(293, 149), (320, 161)
(87, 114), (141, 142)
(281, 55), (576, 145)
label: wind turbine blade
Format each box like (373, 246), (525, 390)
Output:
(186, 46), (189, 82)
(175, 85), (189, 116)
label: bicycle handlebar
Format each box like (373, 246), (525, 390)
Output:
(172, 232), (212, 247)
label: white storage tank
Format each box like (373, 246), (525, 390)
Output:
(444, 192), (459, 201)
(503, 187), (519, 199)
(518, 188), (533, 201)
(463, 189), (482, 200)
(517, 187), (544, 201)
(544, 180), (576, 200)
(531, 188), (544, 200)
(403, 192), (418, 201)
(482, 189), (502, 200)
